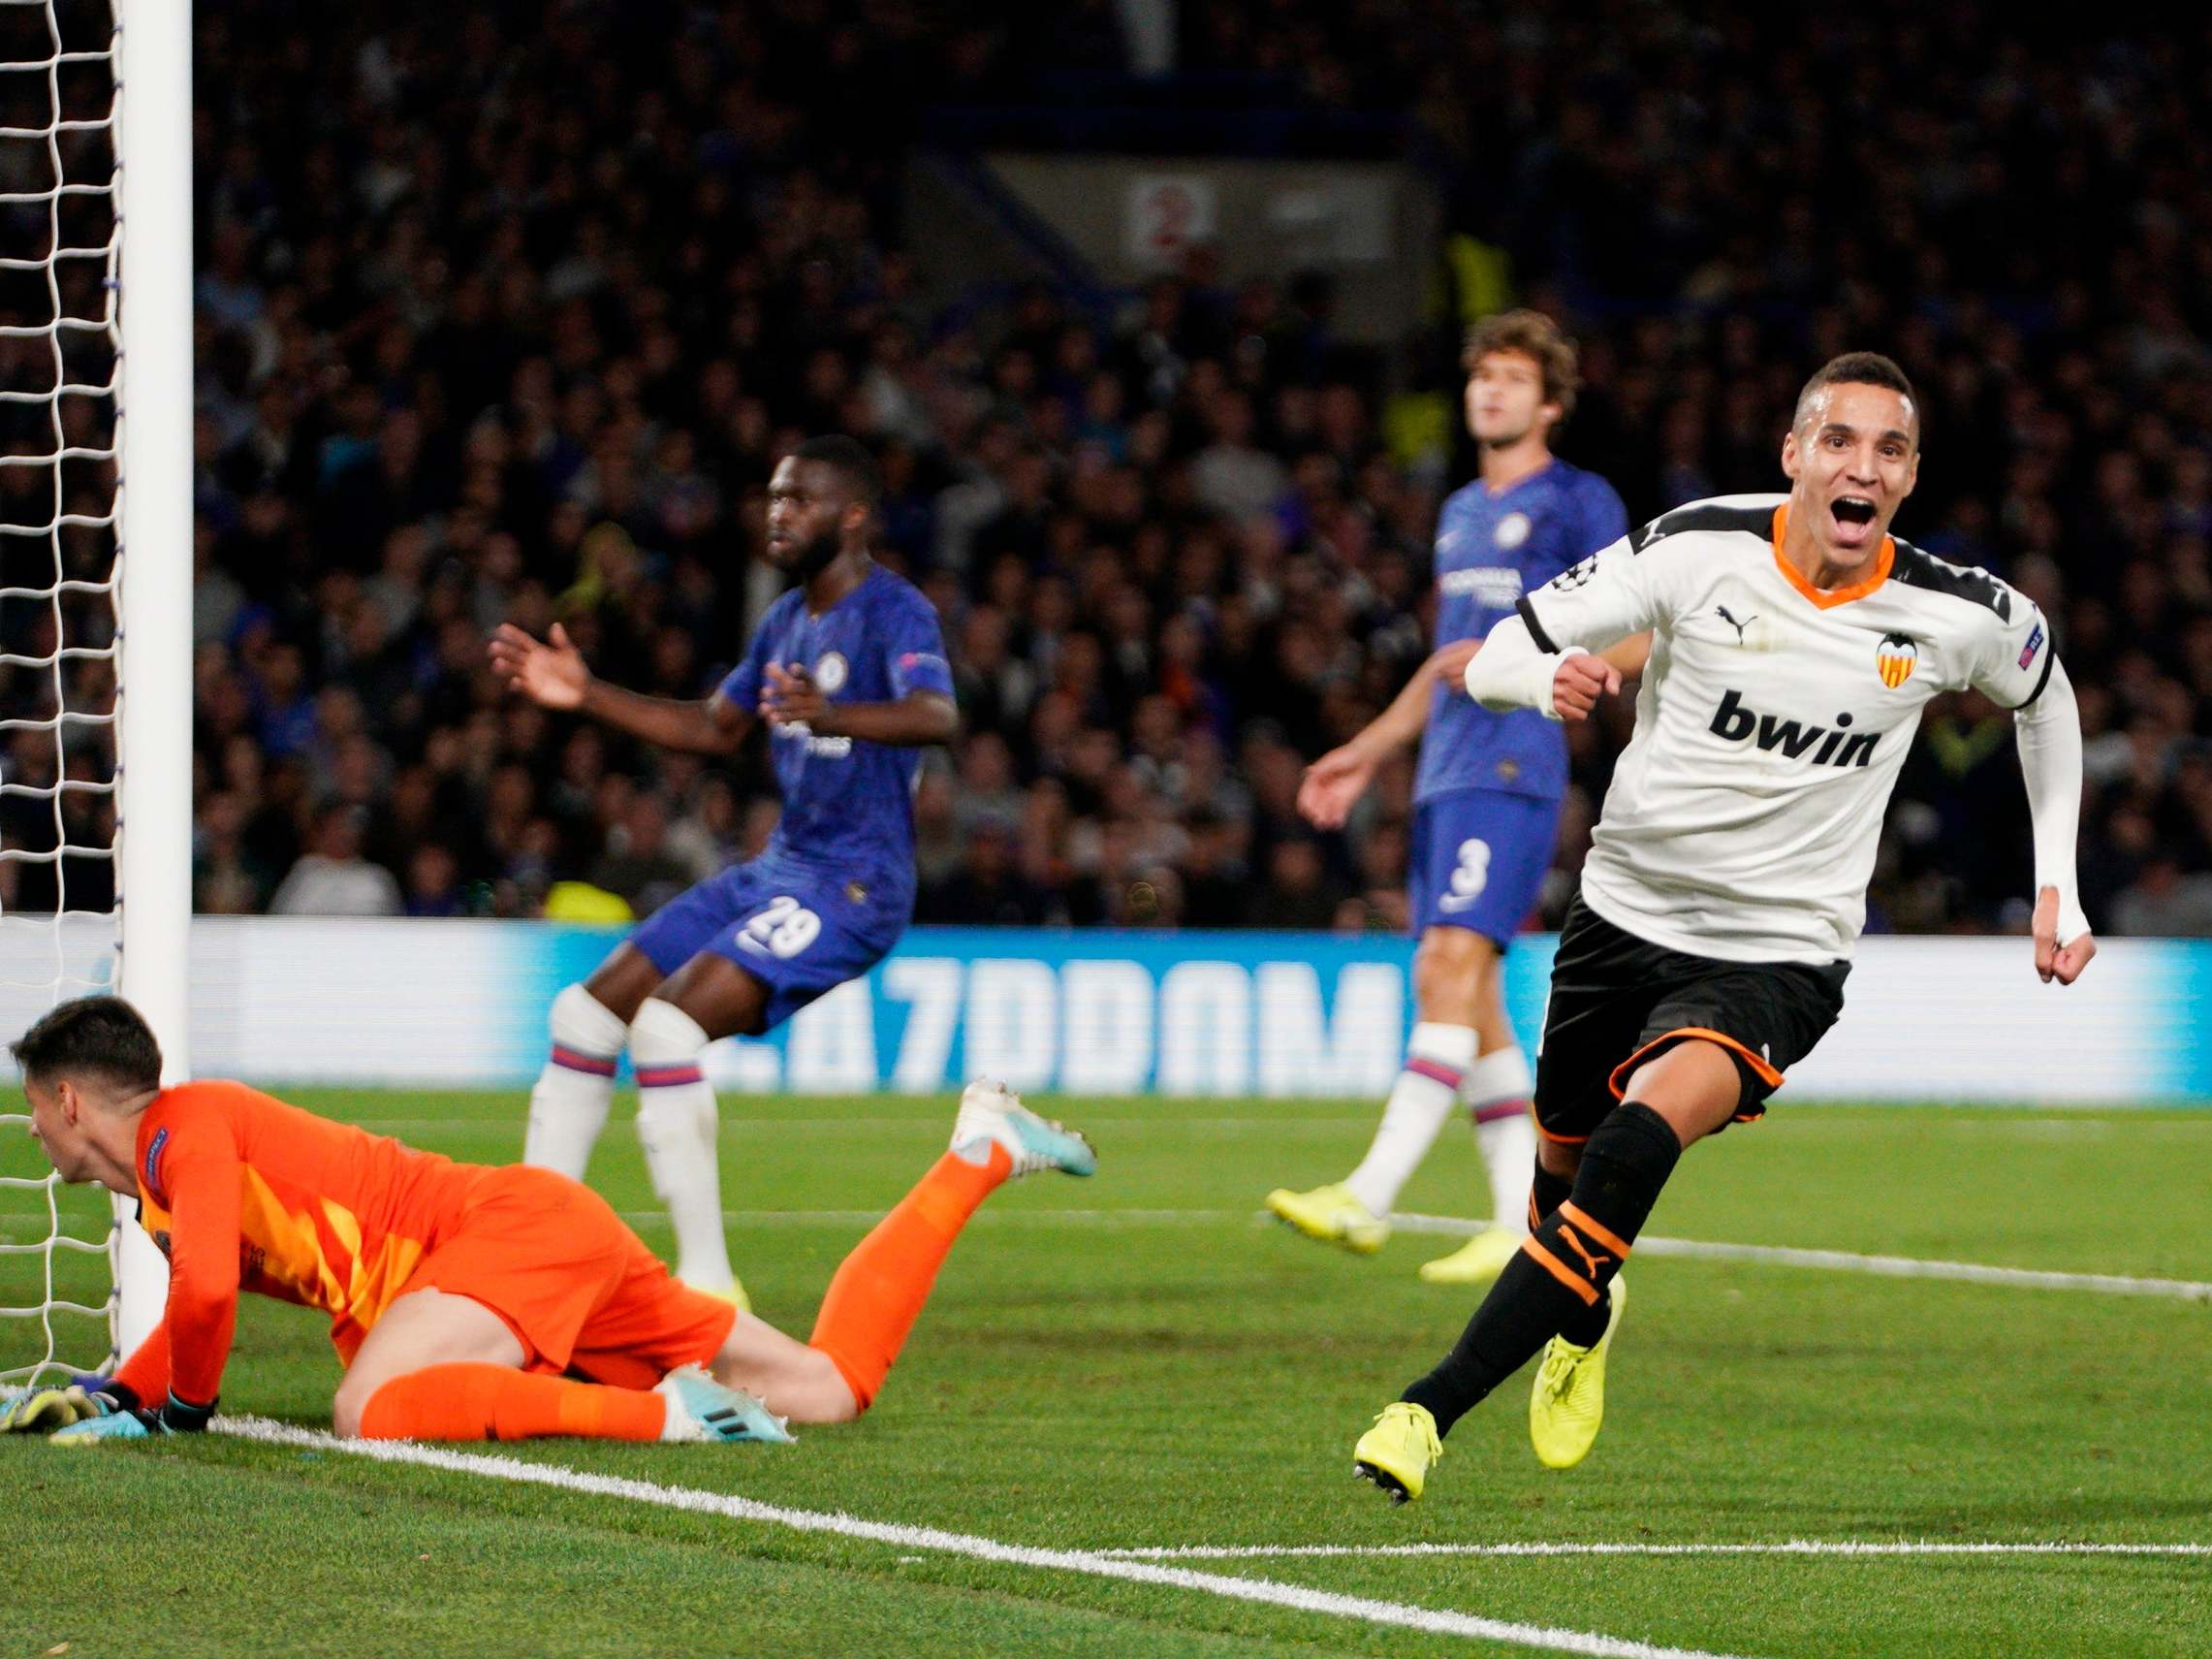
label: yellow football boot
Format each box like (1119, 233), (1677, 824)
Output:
(1417, 1226), (1523, 1285)
(1264, 1182), (1388, 1254)
(1529, 1273), (1627, 1470)
(1353, 1401), (1442, 1504)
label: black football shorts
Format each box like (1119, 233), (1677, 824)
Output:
(1533, 896), (1849, 1143)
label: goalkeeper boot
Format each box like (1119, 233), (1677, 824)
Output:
(654, 1364), (793, 1445)
(1353, 1401), (1442, 1504)
(951, 1079), (1097, 1178)
(1265, 1182), (1387, 1255)
(1529, 1273), (1627, 1470)
(52, 1410), (157, 1444)
(1417, 1227), (1523, 1285)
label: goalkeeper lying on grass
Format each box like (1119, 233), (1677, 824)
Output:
(3, 995), (1092, 1445)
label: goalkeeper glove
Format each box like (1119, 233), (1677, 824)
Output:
(0, 1374), (138, 1434)
(51, 1389), (212, 1445)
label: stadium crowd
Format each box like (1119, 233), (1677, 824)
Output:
(8, 0), (2208, 936)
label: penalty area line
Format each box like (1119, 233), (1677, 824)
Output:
(1097, 1541), (2212, 1561)
(210, 1417), (1759, 1659)
(1390, 1215), (2212, 1303)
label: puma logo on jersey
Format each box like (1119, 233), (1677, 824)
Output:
(1708, 689), (1879, 767)
(1716, 604), (1759, 645)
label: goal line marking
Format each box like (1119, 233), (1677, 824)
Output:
(209, 1417), (1755, 1659)
(1096, 1541), (2211, 1561)
(1389, 1215), (2212, 1303)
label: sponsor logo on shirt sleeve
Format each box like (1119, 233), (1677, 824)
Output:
(2017, 621), (2044, 671)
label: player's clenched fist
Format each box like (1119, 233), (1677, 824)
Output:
(1550, 652), (1621, 721)
(2032, 885), (2097, 985)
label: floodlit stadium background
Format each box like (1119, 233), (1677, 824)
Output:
(7, 2), (2202, 1096)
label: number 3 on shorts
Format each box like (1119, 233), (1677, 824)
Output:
(738, 895), (821, 959)
(1438, 839), (1491, 910)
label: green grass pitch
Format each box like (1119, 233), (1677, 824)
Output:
(3, 1090), (2207, 1658)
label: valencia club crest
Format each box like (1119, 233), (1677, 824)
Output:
(1876, 632), (1918, 688)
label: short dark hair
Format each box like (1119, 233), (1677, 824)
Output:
(792, 433), (882, 507)
(10, 996), (162, 1095)
(1793, 352), (1917, 433)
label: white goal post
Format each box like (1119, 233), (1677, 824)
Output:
(0, 0), (186, 1388)
(112, 0), (190, 1363)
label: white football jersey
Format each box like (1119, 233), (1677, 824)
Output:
(1517, 495), (2055, 964)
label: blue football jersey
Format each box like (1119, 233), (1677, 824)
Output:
(716, 564), (954, 894)
(1415, 459), (1628, 802)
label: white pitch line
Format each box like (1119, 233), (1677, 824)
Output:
(617, 1207), (1248, 1229)
(209, 1417), (1759, 1659)
(1389, 1215), (2212, 1303)
(628, 1205), (2212, 1299)
(1097, 1541), (2212, 1561)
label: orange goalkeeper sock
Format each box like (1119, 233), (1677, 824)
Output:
(807, 1141), (1011, 1411)
(358, 1364), (665, 1443)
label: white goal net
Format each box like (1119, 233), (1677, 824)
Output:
(0, 0), (187, 1391)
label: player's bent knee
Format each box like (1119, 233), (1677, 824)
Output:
(628, 996), (711, 1067)
(1623, 1039), (1743, 1147)
(1412, 927), (1496, 1014)
(550, 981), (629, 1051)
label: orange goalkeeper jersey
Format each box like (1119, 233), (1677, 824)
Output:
(116, 1080), (491, 1407)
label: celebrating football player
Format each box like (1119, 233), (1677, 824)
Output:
(1353, 353), (2094, 1502)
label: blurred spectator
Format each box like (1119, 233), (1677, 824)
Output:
(269, 807), (402, 916)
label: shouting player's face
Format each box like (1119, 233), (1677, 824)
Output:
(1466, 351), (1558, 449)
(1781, 381), (1919, 564)
(765, 457), (857, 579)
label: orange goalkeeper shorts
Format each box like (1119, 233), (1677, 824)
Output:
(398, 1164), (739, 1390)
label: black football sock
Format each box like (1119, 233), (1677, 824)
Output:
(1403, 1101), (1681, 1435)
(1528, 1162), (1573, 1229)
(1529, 1160), (1613, 1346)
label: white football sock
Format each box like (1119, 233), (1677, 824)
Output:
(1467, 1043), (1537, 1235)
(629, 997), (736, 1292)
(523, 983), (628, 1179)
(1343, 1022), (1479, 1218)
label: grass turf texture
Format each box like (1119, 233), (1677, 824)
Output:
(3, 1092), (2206, 1659)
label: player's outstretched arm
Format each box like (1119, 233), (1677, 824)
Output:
(759, 663), (958, 746)
(1298, 643), (1473, 828)
(490, 622), (749, 756)
(2014, 657), (2095, 984)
